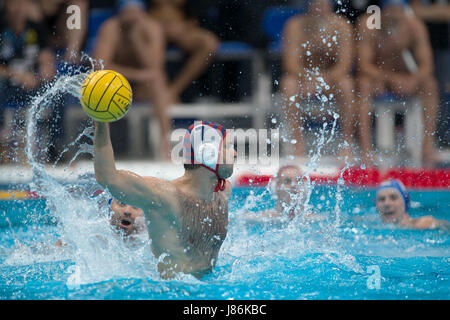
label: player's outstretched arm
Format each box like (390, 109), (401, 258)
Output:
(411, 215), (450, 231)
(94, 122), (173, 210)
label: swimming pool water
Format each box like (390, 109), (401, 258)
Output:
(1, 186), (449, 300)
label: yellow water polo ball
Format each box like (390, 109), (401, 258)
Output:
(79, 70), (132, 122)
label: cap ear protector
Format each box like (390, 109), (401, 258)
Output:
(196, 143), (218, 168)
(183, 121), (227, 192)
(190, 123), (223, 170)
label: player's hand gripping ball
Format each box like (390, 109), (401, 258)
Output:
(80, 70), (132, 122)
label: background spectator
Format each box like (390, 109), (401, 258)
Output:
(148, 0), (219, 105)
(23, 0), (99, 65)
(410, 0), (450, 147)
(93, 0), (172, 159)
(0, 0), (55, 162)
(280, 0), (355, 160)
(356, 1), (440, 166)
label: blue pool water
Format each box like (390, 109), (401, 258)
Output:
(0, 185), (449, 300)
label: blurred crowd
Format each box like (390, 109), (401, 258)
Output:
(0, 0), (449, 166)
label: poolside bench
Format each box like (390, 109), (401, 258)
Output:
(373, 94), (423, 165)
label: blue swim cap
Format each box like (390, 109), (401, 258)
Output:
(376, 179), (410, 211)
(89, 189), (114, 217)
(117, 0), (146, 12)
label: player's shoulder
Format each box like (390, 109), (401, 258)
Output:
(412, 215), (436, 229)
(141, 176), (182, 212)
(417, 215), (435, 222)
(144, 176), (180, 201)
(144, 176), (178, 192)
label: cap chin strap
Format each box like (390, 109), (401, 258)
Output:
(198, 163), (226, 192)
(196, 140), (226, 192)
(214, 175), (226, 192)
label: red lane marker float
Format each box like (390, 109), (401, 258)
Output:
(236, 175), (273, 187)
(235, 168), (450, 189)
(1, 168), (449, 200)
(27, 191), (42, 199)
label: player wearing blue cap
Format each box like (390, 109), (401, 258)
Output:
(93, 120), (236, 279)
(376, 180), (449, 230)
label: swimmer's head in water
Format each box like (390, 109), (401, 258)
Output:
(183, 121), (235, 192)
(90, 190), (145, 236)
(275, 165), (303, 218)
(276, 165), (302, 194)
(376, 179), (410, 221)
(109, 199), (145, 236)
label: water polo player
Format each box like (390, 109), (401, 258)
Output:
(93, 120), (236, 279)
(376, 180), (450, 230)
(243, 165), (322, 222)
(108, 198), (147, 237)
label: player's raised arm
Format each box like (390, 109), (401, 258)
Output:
(93, 122), (172, 209)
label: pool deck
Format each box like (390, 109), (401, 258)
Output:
(0, 160), (302, 186)
(0, 157), (449, 199)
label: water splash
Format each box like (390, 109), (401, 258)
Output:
(13, 55), (161, 287)
(13, 46), (363, 290)
(53, 126), (94, 167)
(272, 68), (363, 274)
